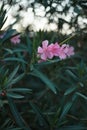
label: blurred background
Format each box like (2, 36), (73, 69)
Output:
(0, 0), (87, 34)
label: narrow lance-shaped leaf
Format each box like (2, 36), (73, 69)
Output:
(26, 34), (32, 57)
(64, 86), (77, 96)
(8, 73), (24, 87)
(0, 118), (11, 129)
(8, 97), (31, 130)
(29, 102), (49, 127)
(59, 102), (72, 121)
(7, 92), (24, 99)
(0, 29), (16, 43)
(30, 67), (57, 94)
(65, 69), (78, 81)
(76, 92), (87, 100)
(3, 48), (13, 54)
(5, 73), (24, 88)
(34, 59), (61, 67)
(3, 57), (27, 64)
(7, 66), (19, 84)
(7, 88), (32, 93)
(6, 128), (22, 130)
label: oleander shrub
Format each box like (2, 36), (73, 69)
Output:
(0, 3), (87, 130)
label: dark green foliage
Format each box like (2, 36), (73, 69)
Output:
(0, 2), (87, 130)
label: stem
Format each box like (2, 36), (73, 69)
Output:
(60, 34), (76, 45)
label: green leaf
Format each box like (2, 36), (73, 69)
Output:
(6, 128), (22, 130)
(0, 29), (16, 43)
(30, 67), (57, 94)
(64, 86), (76, 95)
(7, 66), (19, 84)
(0, 65), (5, 73)
(12, 48), (28, 53)
(35, 59), (61, 66)
(65, 70), (78, 81)
(7, 92), (24, 99)
(8, 97), (31, 130)
(7, 88), (32, 93)
(3, 48), (13, 54)
(29, 102), (49, 127)
(0, 99), (4, 107)
(59, 75), (73, 84)
(3, 57), (27, 64)
(0, 118), (11, 129)
(10, 74), (24, 86)
(76, 92), (87, 100)
(59, 102), (72, 120)
(26, 34), (32, 57)
(5, 73), (24, 88)
(0, 4), (7, 29)
(1, 16), (7, 29)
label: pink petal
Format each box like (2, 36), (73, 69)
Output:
(54, 42), (60, 48)
(41, 53), (47, 60)
(10, 35), (20, 44)
(42, 40), (49, 48)
(47, 52), (53, 59)
(48, 43), (60, 57)
(59, 52), (67, 59)
(38, 47), (43, 53)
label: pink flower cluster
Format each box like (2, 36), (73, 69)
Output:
(37, 40), (74, 61)
(10, 35), (20, 44)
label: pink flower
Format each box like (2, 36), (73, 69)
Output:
(58, 44), (67, 59)
(10, 35), (20, 44)
(58, 44), (75, 59)
(48, 42), (60, 57)
(66, 46), (75, 57)
(37, 40), (53, 60)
